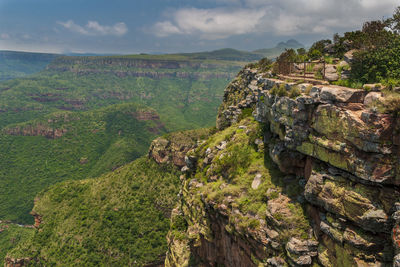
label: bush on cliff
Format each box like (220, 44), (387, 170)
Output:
(351, 35), (400, 85)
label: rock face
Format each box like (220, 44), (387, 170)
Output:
(4, 257), (33, 267)
(165, 66), (400, 266)
(148, 129), (213, 168)
(47, 56), (239, 80)
(4, 123), (67, 139)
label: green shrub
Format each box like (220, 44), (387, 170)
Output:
(289, 86), (301, 98)
(332, 79), (363, 89)
(350, 36), (400, 84)
(377, 94), (400, 116)
(270, 85), (278, 95)
(308, 49), (322, 60)
(277, 84), (288, 97)
(258, 58), (273, 72)
(171, 214), (188, 231)
(8, 158), (181, 266)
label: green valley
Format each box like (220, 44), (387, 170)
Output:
(0, 103), (165, 224)
(6, 157), (181, 266)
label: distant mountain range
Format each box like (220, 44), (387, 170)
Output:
(0, 39), (304, 81)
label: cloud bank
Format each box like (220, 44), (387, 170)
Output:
(58, 20), (128, 36)
(152, 0), (399, 39)
(154, 8), (266, 39)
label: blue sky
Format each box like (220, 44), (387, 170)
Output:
(0, 0), (398, 54)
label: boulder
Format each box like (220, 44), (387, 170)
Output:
(324, 65), (339, 82)
(286, 238), (318, 266)
(364, 91), (383, 106)
(319, 86), (365, 103)
(251, 173), (262, 189)
(266, 257), (286, 267)
(324, 72), (339, 82)
(344, 50), (357, 64)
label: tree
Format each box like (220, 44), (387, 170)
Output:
(388, 6), (400, 33)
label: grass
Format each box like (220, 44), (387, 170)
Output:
(331, 79), (363, 89)
(289, 85), (301, 98)
(188, 117), (311, 243)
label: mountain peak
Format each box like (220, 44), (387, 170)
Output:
(276, 39), (304, 49)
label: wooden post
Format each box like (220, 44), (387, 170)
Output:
(323, 60), (326, 80)
(304, 61), (306, 79)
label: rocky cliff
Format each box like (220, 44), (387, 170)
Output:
(162, 66), (400, 266)
(46, 56), (242, 80)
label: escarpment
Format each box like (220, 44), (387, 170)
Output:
(164, 66), (400, 266)
(46, 56), (240, 79)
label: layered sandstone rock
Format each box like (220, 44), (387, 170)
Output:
(166, 66), (399, 266)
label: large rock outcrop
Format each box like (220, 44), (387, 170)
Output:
(165, 66), (400, 266)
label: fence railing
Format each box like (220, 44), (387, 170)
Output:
(277, 60), (326, 80)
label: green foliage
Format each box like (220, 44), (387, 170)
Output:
(289, 86), (301, 98)
(351, 35), (400, 85)
(374, 91), (400, 116)
(258, 57), (273, 72)
(277, 84), (288, 97)
(0, 56), (243, 130)
(8, 158), (180, 266)
(194, 118), (311, 243)
(270, 85), (278, 96)
(0, 54), (246, 225)
(331, 80), (363, 89)
(0, 103), (164, 224)
(240, 108), (254, 120)
(388, 6), (400, 33)
(213, 144), (252, 179)
(180, 48), (262, 61)
(270, 84), (289, 97)
(309, 39), (332, 55)
(0, 223), (35, 264)
(308, 49), (322, 60)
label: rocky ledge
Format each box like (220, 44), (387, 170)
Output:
(164, 66), (400, 266)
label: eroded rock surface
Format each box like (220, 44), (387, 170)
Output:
(164, 66), (400, 266)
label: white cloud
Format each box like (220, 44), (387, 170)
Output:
(57, 20), (128, 36)
(153, 0), (399, 39)
(153, 8), (266, 39)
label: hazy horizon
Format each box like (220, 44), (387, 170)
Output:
(0, 0), (399, 54)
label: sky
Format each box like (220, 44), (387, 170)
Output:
(0, 0), (398, 54)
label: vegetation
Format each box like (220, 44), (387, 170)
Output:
(289, 85), (301, 98)
(0, 66), (235, 130)
(351, 36), (400, 85)
(0, 52), (249, 225)
(0, 103), (165, 224)
(269, 6), (400, 87)
(7, 157), (180, 266)
(189, 118), (311, 242)
(0, 223), (35, 264)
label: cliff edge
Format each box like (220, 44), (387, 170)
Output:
(163, 66), (400, 266)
